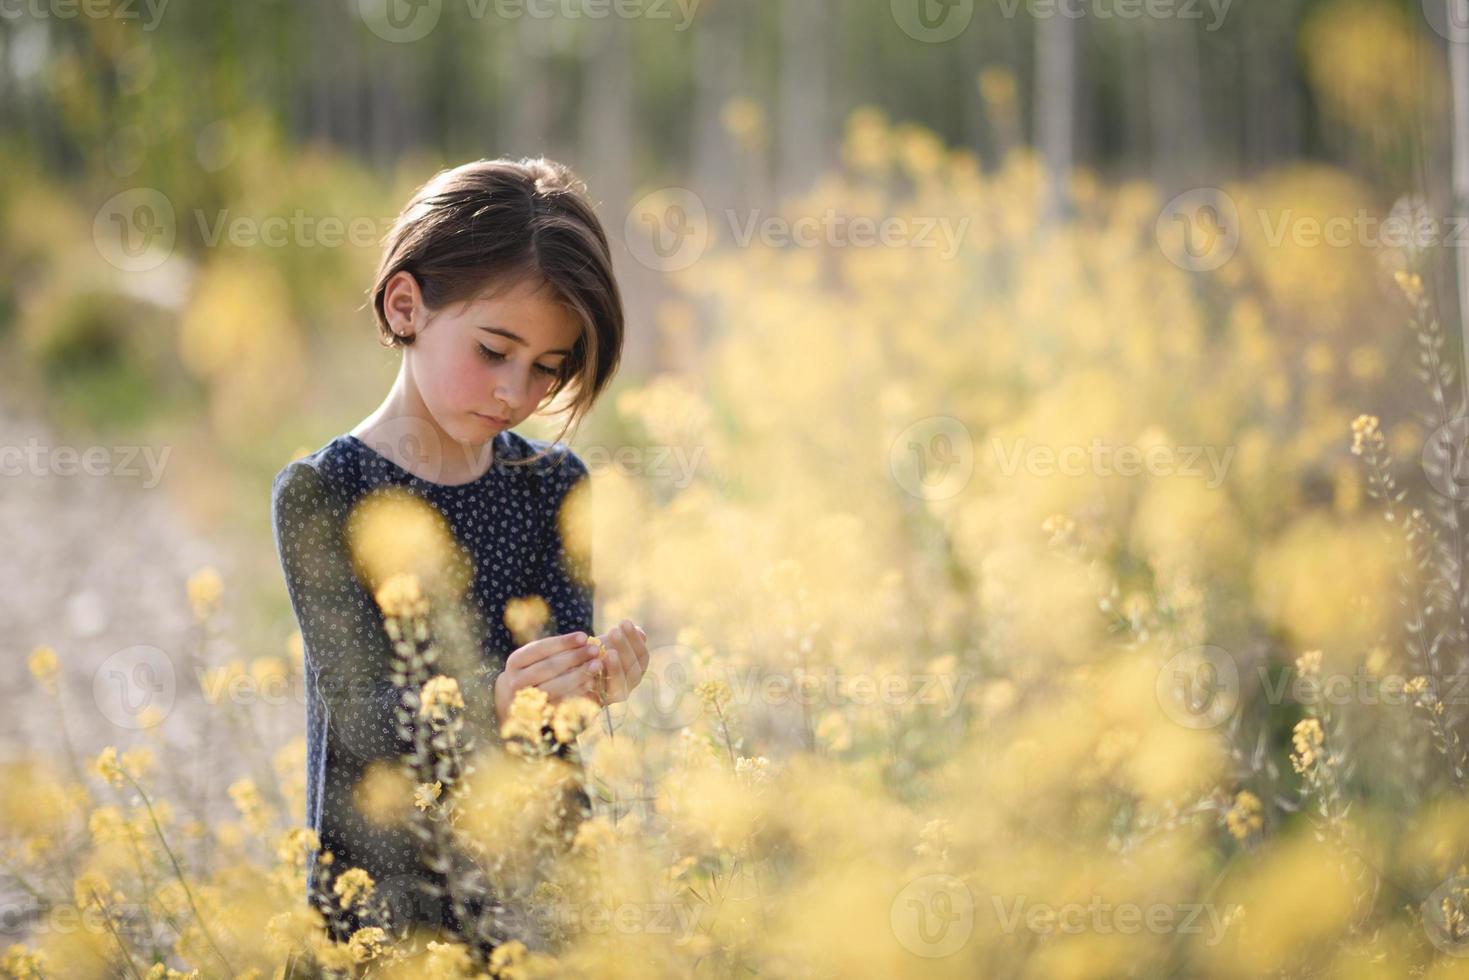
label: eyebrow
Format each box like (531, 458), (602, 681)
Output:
(477, 326), (573, 357)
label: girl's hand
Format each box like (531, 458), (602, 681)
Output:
(494, 631), (604, 722)
(589, 619), (650, 706)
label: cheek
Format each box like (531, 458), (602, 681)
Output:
(422, 346), (488, 412)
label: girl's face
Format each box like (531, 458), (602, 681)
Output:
(383, 272), (583, 447)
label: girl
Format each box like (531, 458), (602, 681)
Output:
(269, 157), (651, 949)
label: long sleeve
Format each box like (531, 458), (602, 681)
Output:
(534, 446), (595, 640)
(271, 460), (407, 774)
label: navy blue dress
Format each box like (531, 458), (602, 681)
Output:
(269, 428), (594, 936)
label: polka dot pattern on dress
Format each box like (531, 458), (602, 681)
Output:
(269, 428), (594, 933)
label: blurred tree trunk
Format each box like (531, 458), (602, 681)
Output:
(777, 0), (829, 200)
(581, 17), (634, 209)
(1450, 0), (1469, 390)
(502, 15), (553, 154)
(1146, 18), (1206, 189)
(1036, 11), (1076, 223)
(692, 0), (741, 212)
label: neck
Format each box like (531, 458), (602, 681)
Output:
(351, 359), (495, 484)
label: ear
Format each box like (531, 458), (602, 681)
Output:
(382, 270), (423, 339)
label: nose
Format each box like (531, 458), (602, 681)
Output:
(494, 373), (529, 416)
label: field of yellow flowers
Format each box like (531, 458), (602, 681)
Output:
(6, 99), (1469, 977)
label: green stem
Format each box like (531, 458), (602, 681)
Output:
(122, 772), (236, 977)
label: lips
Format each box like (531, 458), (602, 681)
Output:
(474, 412), (511, 427)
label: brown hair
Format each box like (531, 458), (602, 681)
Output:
(365, 157), (624, 465)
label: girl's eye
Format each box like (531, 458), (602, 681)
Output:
(477, 344), (561, 379)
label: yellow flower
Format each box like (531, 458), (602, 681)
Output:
(696, 679), (731, 712)
(504, 596), (551, 646)
(1225, 790), (1264, 840)
(571, 815), (617, 854)
(316, 943), (356, 972)
(551, 695), (599, 744)
(333, 867), (375, 909)
(27, 646), (58, 695)
(228, 777), (269, 831)
(419, 675), (464, 722)
(489, 940), (528, 974)
(347, 926), (385, 963)
(1294, 650), (1323, 677)
(735, 755), (773, 784)
(1040, 512), (1078, 542)
(815, 712), (851, 753)
(425, 940), (474, 975)
(1393, 269), (1424, 303)
(1291, 718), (1326, 774)
(501, 685), (552, 743)
(415, 781), (442, 812)
(2, 944), (47, 979)
(1349, 414), (1383, 457)
(73, 871), (115, 911)
(187, 566), (224, 621)
(94, 747), (127, 787)
(375, 572), (429, 619)
(275, 827), (320, 867)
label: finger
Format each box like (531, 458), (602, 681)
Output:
(505, 631), (589, 671)
(539, 659), (604, 703)
(628, 623), (650, 674)
(601, 626), (636, 702)
(606, 624), (644, 691)
(516, 643), (598, 688)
